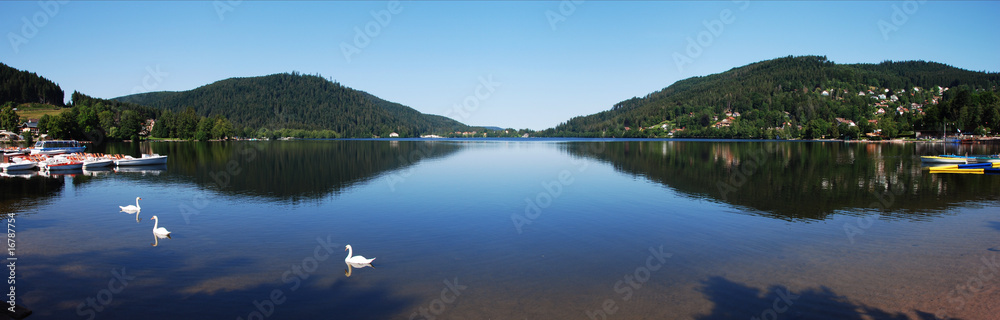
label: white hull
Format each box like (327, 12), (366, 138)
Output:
(43, 162), (84, 171)
(1, 162), (36, 172)
(83, 159), (115, 168)
(116, 155), (168, 166)
(920, 157), (967, 164)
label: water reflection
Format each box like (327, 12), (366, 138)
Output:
(344, 262), (375, 277)
(564, 140), (1000, 220)
(98, 140), (462, 202)
(0, 174), (65, 216)
(151, 232), (171, 247)
(115, 164), (167, 174)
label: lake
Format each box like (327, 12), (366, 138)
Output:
(4, 139), (999, 320)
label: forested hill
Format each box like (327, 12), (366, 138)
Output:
(551, 56), (1000, 138)
(115, 73), (472, 137)
(1, 62), (64, 106)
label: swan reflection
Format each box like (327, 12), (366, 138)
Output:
(344, 261), (374, 277)
(151, 232), (172, 247)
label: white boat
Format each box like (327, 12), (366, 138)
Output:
(920, 156), (967, 164)
(40, 155), (84, 171)
(83, 158), (115, 168)
(30, 140), (86, 155)
(115, 154), (168, 166)
(0, 161), (36, 172)
(2, 148), (26, 156)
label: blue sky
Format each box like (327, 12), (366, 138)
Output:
(2, 1), (998, 130)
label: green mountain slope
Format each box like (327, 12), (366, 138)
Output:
(551, 56), (1000, 138)
(115, 73), (472, 137)
(1, 62), (64, 106)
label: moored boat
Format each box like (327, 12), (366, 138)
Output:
(40, 154), (84, 171)
(920, 156), (967, 164)
(30, 140), (86, 155)
(83, 158), (115, 168)
(3, 147), (26, 156)
(115, 154), (168, 166)
(0, 160), (36, 172)
(936, 154), (1000, 163)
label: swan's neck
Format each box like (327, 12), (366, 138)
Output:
(136, 199), (141, 209)
(152, 218), (158, 230)
(345, 246), (353, 260)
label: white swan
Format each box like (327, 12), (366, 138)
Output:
(120, 197), (142, 213)
(345, 245), (375, 264)
(150, 215), (171, 236)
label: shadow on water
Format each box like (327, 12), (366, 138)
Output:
(564, 140), (1000, 221)
(24, 247), (417, 320)
(694, 276), (952, 320)
(988, 221), (1000, 232)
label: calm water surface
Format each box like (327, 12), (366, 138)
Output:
(4, 139), (999, 319)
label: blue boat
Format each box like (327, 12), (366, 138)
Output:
(937, 154), (1000, 163)
(29, 140), (86, 155)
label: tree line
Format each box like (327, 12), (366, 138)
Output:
(115, 72), (473, 138)
(549, 56), (1000, 139)
(1, 62), (64, 107)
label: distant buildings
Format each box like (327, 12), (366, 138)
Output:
(20, 119), (38, 134)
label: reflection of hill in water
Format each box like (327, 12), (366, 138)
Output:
(134, 140), (460, 201)
(1, 176), (67, 216)
(564, 141), (1000, 221)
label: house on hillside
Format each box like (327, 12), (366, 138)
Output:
(834, 118), (856, 127)
(389, 132), (399, 137)
(20, 119), (38, 134)
(714, 117), (735, 128)
(140, 119), (155, 136)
